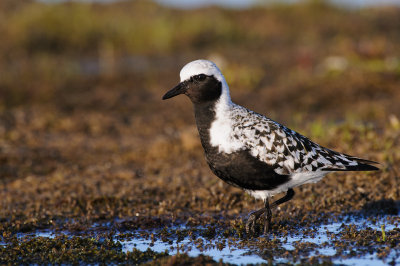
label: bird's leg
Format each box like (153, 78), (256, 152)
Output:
(246, 207), (265, 235)
(264, 198), (272, 234)
(247, 189), (295, 236)
(270, 189), (295, 210)
(264, 189), (295, 234)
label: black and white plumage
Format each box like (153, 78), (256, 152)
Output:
(162, 59), (379, 234)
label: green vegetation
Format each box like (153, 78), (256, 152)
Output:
(1, 0), (399, 116)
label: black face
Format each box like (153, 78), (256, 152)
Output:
(162, 74), (222, 104)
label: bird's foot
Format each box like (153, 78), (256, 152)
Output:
(245, 208), (265, 236)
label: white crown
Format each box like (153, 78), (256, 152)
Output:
(180, 59), (225, 83)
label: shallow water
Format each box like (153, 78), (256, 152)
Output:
(7, 214), (399, 264)
(118, 215), (399, 264)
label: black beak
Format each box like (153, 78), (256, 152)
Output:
(162, 81), (187, 100)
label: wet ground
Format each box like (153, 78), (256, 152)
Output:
(1, 1), (400, 264)
(2, 213), (400, 264)
(1, 109), (399, 265)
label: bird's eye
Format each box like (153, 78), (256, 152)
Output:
(195, 74), (206, 81)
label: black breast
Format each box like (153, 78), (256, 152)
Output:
(193, 102), (290, 191)
(205, 148), (290, 191)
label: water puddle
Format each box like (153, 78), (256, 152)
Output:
(120, 227), (268, 264)
(4, 214), (400, 264)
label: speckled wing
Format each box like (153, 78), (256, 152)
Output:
(231, 106), (379, 175)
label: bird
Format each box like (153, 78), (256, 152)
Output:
(162, 59), (379, 235)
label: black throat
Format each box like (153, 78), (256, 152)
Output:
(193, 100), (218, 154)
(187, 76), (222, 152)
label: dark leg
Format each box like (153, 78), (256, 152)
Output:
(270, 189), (295, 209)
(246, 189), (295, 236)
(264, 198), (272, 234)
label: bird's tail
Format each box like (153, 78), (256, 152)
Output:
(343, 157), (379, 171)
(322, 157), (379, 171)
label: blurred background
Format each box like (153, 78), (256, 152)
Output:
(1, 0), (400, 118)
(1, 0), (399, 228)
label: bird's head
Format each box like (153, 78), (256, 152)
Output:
(162, 59), (231, 104)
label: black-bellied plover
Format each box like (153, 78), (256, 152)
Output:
(162, 59), (379, 235)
